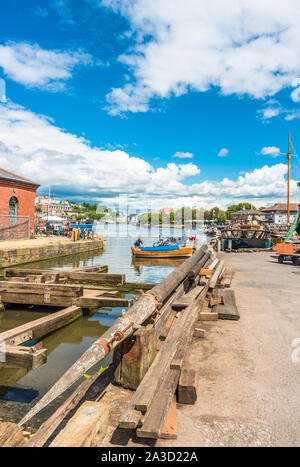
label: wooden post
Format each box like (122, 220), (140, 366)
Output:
(114, 327), (157, 390)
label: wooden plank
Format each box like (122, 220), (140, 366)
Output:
(27, 373), (99, 447)
(0, 422), (26, 447)
(0, 282), (83, 297)
(0, 345), (47, 370)
(199, 311), (218, 321)
(0, 305), (83, 345)
(213, 289), (240, 321)
(170, 285), (209, 371)
(178, 368), (197, 404)
(61, 271), (125, 284)
(78, 296), (132, 308)
(0, 292), (75, 308)
(172, 286), (205, 310)
(209, 260), (225, 290)
(50, 401), (109, 447)
(136, 368), (180, 439)
(160, 396), (177, 439)
(199, 268), (214, 276)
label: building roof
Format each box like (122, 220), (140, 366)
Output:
(262, 203), (299, 212)
(232, 209), (263, 216)
(0, 167), (40, 187)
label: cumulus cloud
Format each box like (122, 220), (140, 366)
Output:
(0, 42), (94, 90)
(217, 148), (229, 157)
(260, 146), (281, 157)
(172, 152), (194, 159)
(0, 101), (294, 210)
(102, 0), (300, 114)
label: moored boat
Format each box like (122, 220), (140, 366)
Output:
(131, 244), (193, 258)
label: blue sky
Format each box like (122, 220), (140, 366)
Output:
(0, 0), (300, 211)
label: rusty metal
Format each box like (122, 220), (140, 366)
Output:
(133, 289), (162, 316)
(209, 296), (225, 307)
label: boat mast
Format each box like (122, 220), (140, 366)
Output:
(287, 133), (291, 226)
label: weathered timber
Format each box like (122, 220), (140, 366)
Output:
(27, 373), (99, 447)
(170, 285), (209, 370)
(187, 251), (213, 279)
(19, 244), (210, 426)
(160, 396), (177, 439)
(213, 288), (240, 320)
(0, 282), (83, 297)
(199, 311), (218, 321)
(0, 345), (47, 370)
(153, 279), (188, 339)
(58, 271), (125, 284)
(114, 327), (157, 390)
(71, 265), (108, 273)
(78, 296), (132, 308)
(178, 368), (197, 404)
(0, 422), (26, 447)
(219, 267), (234, 289)
(0, 306), (83, 346)
(172, 286), (205, 310)
(134, 287), (208, 413)
(4, 266), (108, 277)
(50, 401), (109, 447)
(136, 368), (180, 439)
(209, 260), (225, 290)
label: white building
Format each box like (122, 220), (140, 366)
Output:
(262, 203), (299, 225)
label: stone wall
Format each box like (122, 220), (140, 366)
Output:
(0, 239), (103, 269)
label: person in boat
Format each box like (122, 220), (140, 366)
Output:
(134, 237), (143, 248)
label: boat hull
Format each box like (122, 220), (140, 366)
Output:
(131, 246), (193, 258)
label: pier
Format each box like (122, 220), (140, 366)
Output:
(1, 245), (299, 447)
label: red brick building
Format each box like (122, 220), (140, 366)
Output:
(0, 168), (40, 240)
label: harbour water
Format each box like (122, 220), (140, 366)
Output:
(0, 225), (207, 427)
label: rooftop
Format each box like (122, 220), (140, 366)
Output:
(262, 203), (299, 212)
(0, 167), (40, 187)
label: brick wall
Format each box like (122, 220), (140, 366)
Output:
(0, 180), (38, 239)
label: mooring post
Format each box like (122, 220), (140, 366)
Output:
(113, 327), (157, 390)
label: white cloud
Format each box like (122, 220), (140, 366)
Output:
(172, 152), (194, 159)
(0, 42), (93, 90)
(102, 0), (300, 114)
(0, 101), (294, 210)
(260, 146), (281, 157)
(217, 148), (229, 157)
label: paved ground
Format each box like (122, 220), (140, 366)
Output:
(157, 252), (300, 447)
(0, 236), (71, 249)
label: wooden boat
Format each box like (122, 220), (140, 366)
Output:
(131, 245), (193, 258)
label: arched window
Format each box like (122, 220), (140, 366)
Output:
(9, 197), (18, 225)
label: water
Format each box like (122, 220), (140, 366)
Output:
(0, 224), (207, 426)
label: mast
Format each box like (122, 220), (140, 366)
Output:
(287, 133), (291, 225)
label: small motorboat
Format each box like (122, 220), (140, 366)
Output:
(131, 236), (193, 258)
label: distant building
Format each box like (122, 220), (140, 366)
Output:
(162, 208), (174, 216)
(261, 203), (299, 225)
(0, 167), (39, 239)
(128, 214), (138, 224)
(35, 196), (72, 219)
(231, 209), (265, 224)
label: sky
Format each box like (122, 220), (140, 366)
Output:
(0, 0), (300, 212)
